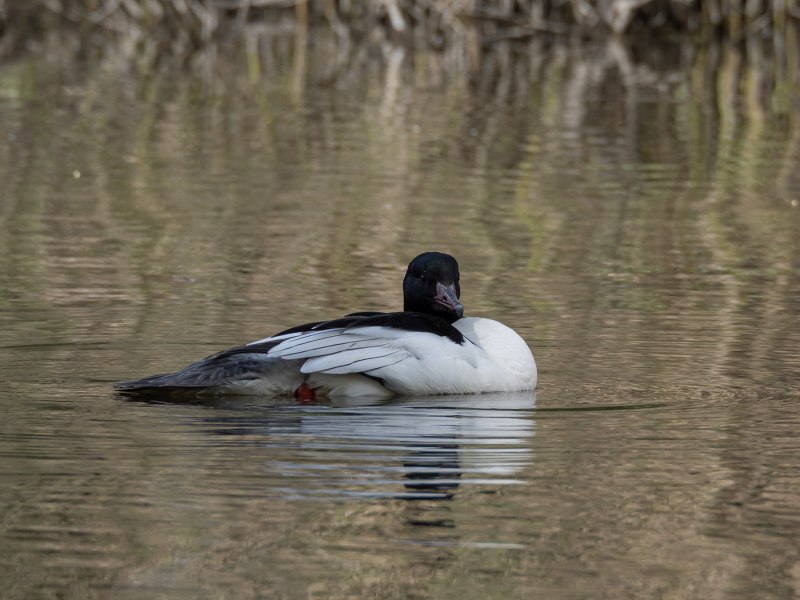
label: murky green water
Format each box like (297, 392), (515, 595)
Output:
(1, 34), (799, 599)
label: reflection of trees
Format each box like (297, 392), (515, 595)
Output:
(705, 392), (800, 597)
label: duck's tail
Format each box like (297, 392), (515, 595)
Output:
(114, 351), (302, 397)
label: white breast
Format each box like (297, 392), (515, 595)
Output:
(453, 317), (538, 392)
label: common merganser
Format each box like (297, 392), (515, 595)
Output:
(115, 252), (537, 399)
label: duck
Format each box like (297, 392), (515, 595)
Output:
(115, 252), (537, 399)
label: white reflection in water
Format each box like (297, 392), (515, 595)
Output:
(198, 392), (536, 501)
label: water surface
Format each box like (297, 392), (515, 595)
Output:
(1, 34), (799, 599)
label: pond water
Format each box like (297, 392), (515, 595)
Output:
(1, 32), (799, 599)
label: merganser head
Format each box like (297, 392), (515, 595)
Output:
(403, 252), (464, 324)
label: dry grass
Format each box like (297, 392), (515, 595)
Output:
(1, 0), (799, 60)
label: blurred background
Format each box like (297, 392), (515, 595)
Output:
(0, 2), (799, 599)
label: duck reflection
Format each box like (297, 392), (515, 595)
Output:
(401, 440), (461, 500)
(121, 391), (536, 501)
(323, 393), (537, 500)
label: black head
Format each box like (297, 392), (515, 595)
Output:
(402, 252), (463, 324)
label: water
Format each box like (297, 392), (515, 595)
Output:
(1, 33), (799, 598)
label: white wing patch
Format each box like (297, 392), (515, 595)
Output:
(302, 349), (409, 374)
(267, 328), (413, 376)
(269, 331), (375, 359)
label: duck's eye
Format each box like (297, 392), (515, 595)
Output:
(419, 272), (426, 281)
